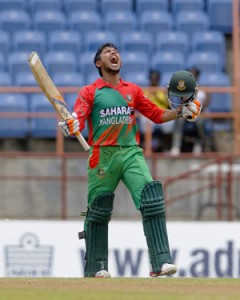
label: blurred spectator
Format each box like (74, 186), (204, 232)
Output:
(140, 70), (175, 152)
(170, 68), (214, 155)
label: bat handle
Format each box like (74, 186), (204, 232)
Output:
(75, 131), (90, 151)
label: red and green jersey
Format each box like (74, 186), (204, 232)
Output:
(74, 78), (165, 146)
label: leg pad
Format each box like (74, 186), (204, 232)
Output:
(140, 181), (172, 273)
(84, 192), (114, 277)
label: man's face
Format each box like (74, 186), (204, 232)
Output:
(96, 46), (122, 75)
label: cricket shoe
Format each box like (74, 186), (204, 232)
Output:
(150, 263), (177, 277)
(94, 270), (111, 278)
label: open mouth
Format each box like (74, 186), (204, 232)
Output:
(110, 56), (118, 66)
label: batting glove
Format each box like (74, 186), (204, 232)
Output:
(180, 100), (202, 122)
(58, 112), (80, 137)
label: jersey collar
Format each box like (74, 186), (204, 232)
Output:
(95, 77), (129, 89)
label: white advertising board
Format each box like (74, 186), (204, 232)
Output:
(1, 220), (240, 278)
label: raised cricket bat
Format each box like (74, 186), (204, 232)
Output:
(28, 51), (90, 151)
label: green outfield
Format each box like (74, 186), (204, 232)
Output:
(0, 278), (239, 300)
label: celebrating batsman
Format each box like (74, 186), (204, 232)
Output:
(59, 43), (201, 278)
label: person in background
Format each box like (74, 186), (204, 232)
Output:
(170, 68), (210, 155)
(58, 43), (201, 278)
(141, 70), (175, 152)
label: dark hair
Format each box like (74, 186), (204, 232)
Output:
(94, 43), (118, 76)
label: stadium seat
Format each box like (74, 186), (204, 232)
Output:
(29, 94), (57, 138)
(135, 0), (168, 16)
(78, 51), (98, 82)
(207, 0), (232, 34)
(0, 93), (29, 138)
(0, 52), (6, 72)
(151, 51), (185, 74)
(104, 11), (137, 38)
(120, 51), (149, 78)
(120, 31), (154, 56)
(0, 31), (10, 55)
(85, 72), (99, 85)
(14, 71), (38, 86)
(0, 0), (25, 10)
(139, 11), (173, 39)
(63, 0), (98, 15)
(44, 51), (77, 76)
(155, 31), (189, 55)
(84, 31), (117, 52)
(199, 72), (232, 132)
(0, 71), (12, 86)
(191, 31), (226, 59)
(52, 72), (84, 87)
(12, 30), (47, 56)
(0, 10), (31, 35)
(33, 11), (66, 35)
(28, 0), (62, 13)
(7, 52), (30, 81)
(175, 11), (210, 39)
(49, 31), (82, 55)
(171, 0), (204, 15)
(69, 11), (102, 38)
(187, 51), (222, 73)
(160, 72), (174, 87)
(199, 71), (231, 111)
(100, 0), (133, 14)
(123, 71), (149, 87)
(64, 93), (78, 110)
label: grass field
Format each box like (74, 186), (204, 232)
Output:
(0, 278), (240, 300)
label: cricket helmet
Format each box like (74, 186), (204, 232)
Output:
(167, 70), (198, 109)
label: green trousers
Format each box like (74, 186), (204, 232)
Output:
(87, 146), (153, 208)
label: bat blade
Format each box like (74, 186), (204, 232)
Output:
(28, 51), (90, 151)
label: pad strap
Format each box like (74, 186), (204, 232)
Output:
(140, 181), (172, 273)
(84, 192), (114, 277)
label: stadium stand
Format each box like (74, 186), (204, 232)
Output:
(48, 31), (82, 55)
(29, 94), (57, 138)
(0, 10), (31, 35)
(155, 31), (189, 56)
(135, 0), (168, 15)
(104, 11), (138, 38)
(12, 30), (47, 56)
(207, 0), (232, 34)
(0, 93), (29, 138)
(84, 30), (118, 52)
(63, 0), (98, 15)
(44, 51), (77, 76)
(120, 31), (154, 55)
(151, 51), (185, 73)
(0, 0), (233, 142)
(139, 11), (173, 38)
